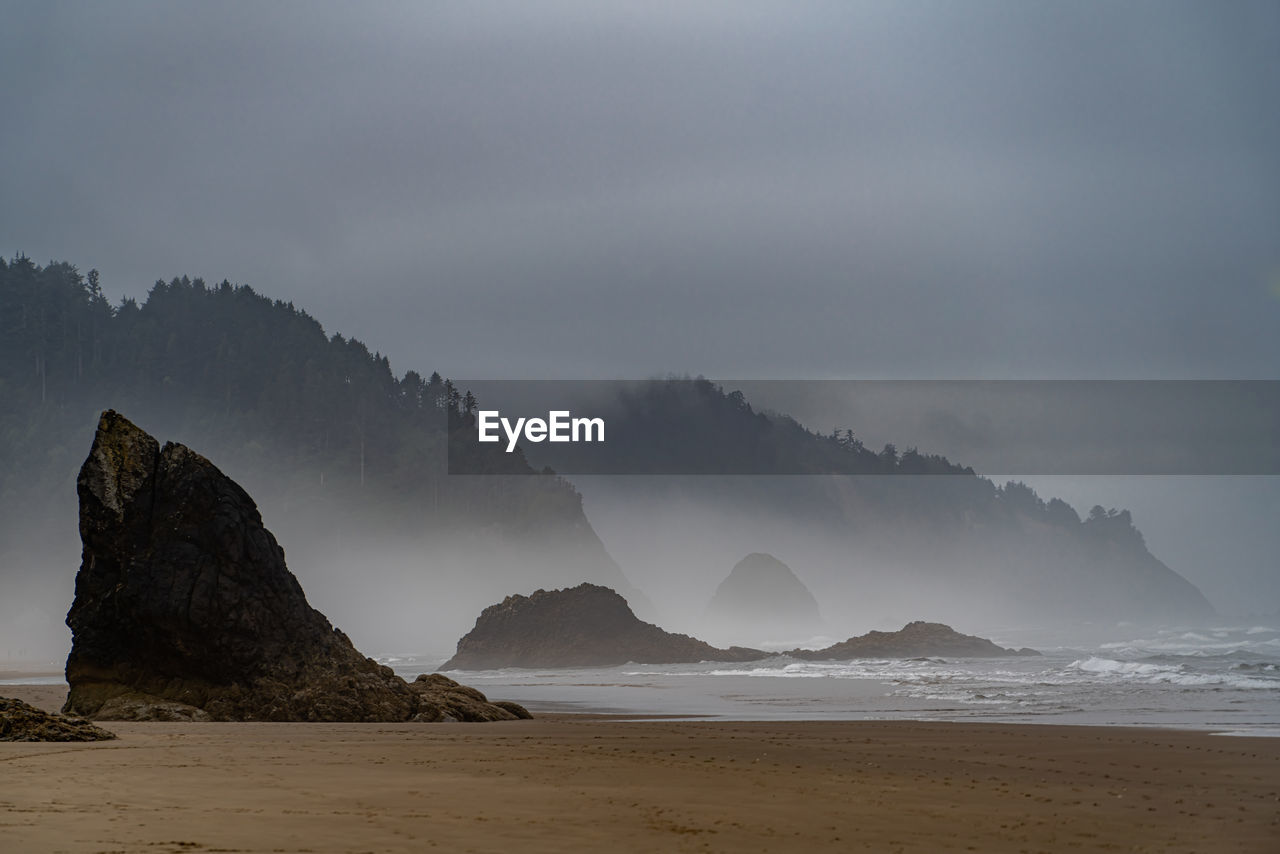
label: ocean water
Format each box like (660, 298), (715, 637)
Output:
(5, 625), (1274, 734)
(386, 624), (1280, 735)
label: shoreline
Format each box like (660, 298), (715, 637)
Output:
(3, 679), (1278, 735)
(4, 685), (1279, 852)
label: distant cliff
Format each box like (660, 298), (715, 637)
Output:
(443, 584), (764, 669)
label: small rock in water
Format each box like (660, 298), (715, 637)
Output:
(443, 582), (766, 669)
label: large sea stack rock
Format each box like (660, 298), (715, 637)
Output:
(792, 621), (1038, 660)
(64, 410), (527, 722)
(705, 553), (822, 642)
(442, 583), (765, 669)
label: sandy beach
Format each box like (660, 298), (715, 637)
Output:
(1, 684), (1276, 853)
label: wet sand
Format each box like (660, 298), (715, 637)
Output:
(2, 684), (1278, 853)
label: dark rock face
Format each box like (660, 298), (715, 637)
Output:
(442, 583), (765, 669)
(64, 410), (525, 722)
(792, 621), (1039, 660)
(705, 553), (821, 640)
(0, 697), (116, 741)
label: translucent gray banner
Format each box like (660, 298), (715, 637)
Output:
(446, 380), (1280, 475)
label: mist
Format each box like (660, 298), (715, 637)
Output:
(0, 428), (635, 664)
(566, 475), (1205, 654)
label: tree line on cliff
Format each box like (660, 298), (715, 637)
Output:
(0, 255), (575, 529)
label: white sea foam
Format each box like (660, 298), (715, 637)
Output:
(1066, 656), (1276, 689)
(1069, 656), (1169, 677)
(1097, 625), (1280, 658)
(630, 651), (1279, 693)
(700, 663), (828, 679)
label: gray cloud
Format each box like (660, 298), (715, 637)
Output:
(3, 1), (1276, 379)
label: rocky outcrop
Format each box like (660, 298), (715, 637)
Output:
(792, 621), (1038, 660)
(64, 410), (526, 722)
(442, 583), (765, 669)
(705, 553), (821, 640)
(410, 674), (531, 721)
(0, 697), (116, 741)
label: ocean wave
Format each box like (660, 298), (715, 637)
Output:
(1066, 656), (1277, 689)
(1232, 661), (1278, 672)
(892, 685), (1007, 705)
(631, 658), (985, 681)
(1098, 628), (1280, 658)
(701, 663), (829, 679)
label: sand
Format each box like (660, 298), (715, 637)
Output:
(2, 684), (1277, 853)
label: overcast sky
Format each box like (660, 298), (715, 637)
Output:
(3, 1), (1277, 612)
(4, 1), (1277, 380)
